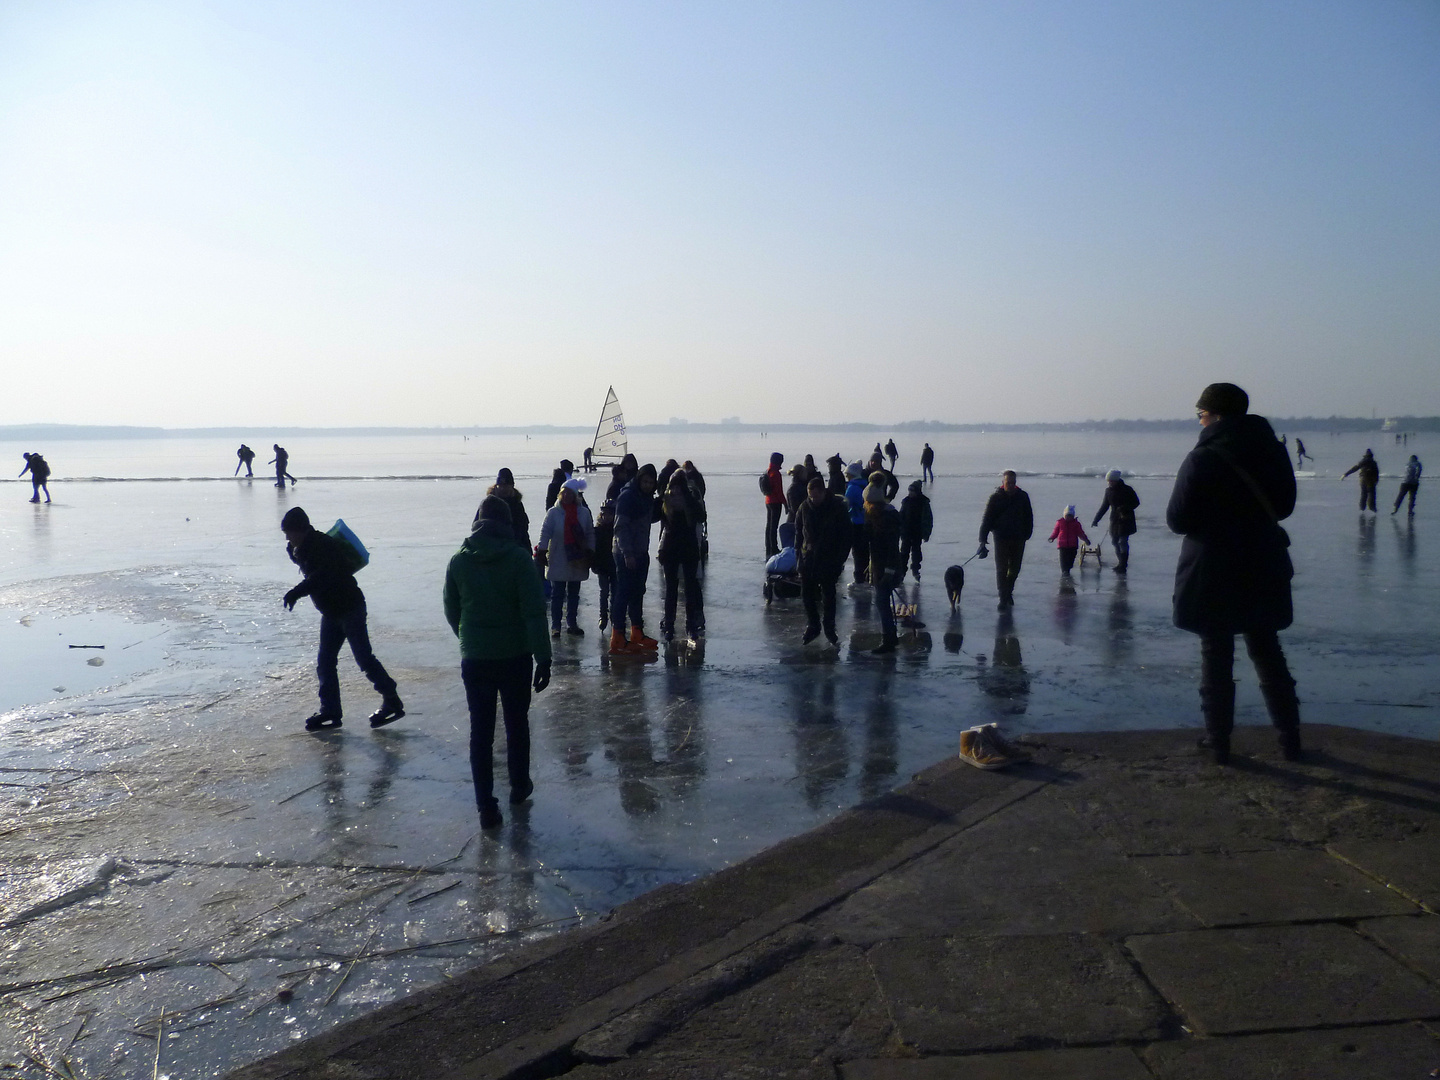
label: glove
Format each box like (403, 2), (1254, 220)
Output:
(976, 544), (989, 560)
(283, 587), (302, 611)
(532, 661), (551, 693)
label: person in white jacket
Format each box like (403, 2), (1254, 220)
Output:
(536, 477), (596, 636)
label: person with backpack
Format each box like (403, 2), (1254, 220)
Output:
(19, 452), (51, 503)
(1091, 470), (1141, 573)
(760, 452), (787, 558)
(898, 480), (933, 580)
(280, 506), (403, 731)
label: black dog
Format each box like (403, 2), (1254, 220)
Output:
(944, 564), (965, 610)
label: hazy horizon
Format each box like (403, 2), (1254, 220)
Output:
(2, 2), (1436, 427)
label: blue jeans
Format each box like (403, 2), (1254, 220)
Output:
(461, 656), (532, 807)
(550, 579), (580, 628)
(613, 554), (649, 633)
(316, 601), (397, 717)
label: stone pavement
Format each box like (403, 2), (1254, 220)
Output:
(229, 724), (1440, 1080)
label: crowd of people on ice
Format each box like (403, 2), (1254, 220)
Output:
(10, 386), (1428, 824)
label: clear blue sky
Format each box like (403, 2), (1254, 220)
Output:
(1, 1), (1436, 426)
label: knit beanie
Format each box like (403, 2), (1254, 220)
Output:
(476, 495), (512, 523)
(496, 467), (515, 485)
(280, 507), (310, 531)
(863, 479), (887, 505)
(1196, 383), (1249, 416)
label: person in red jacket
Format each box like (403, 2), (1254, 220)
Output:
(1047, 506), (1089, 575)
(761, 451), (787, 558)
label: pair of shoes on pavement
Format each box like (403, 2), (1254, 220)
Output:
(369, 696), (405, 728)
(959, 723), (1030, 770)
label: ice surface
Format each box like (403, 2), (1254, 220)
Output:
(0, 428), (1433, 1076)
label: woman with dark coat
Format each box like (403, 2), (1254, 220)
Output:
(785, 465), (810, 520)
(1167, 382), (1301, 764)
(657, 471), (706, 639)
(482, 469), (531, 553)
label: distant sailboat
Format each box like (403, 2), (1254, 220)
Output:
(589, 386), (627, 463)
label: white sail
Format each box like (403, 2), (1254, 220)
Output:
(589, 386), (627, 462)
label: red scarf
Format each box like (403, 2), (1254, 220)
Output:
(563, 501), (584, 558)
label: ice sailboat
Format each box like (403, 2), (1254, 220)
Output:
(588, 386), (628, 465)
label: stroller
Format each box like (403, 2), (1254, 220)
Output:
(763, 521), (802, 602)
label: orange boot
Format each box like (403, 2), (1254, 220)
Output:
(631, 625), (659, 651)
(610, 626), (639, 655)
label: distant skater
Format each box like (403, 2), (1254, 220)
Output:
(898, 480), (933, 580)
(280, 507), (404, 731)
(1091, 469), (1140, 573)
(1048, 506), (1089, 575)
(1169, 382), (1301, 764)
(977, 471), (1033, 609)
(443, 495), (551, 830)
(760, 452), (786, 558)
(1293, 437), (1311, 470)
(920, 443), (935, 483)
(270, 444), (297, 487)
(19, 452), (50, 503)
(1341, 450), (1380, 512)
(884, 439), (899, 471)
(1393, 455), (1422, 516)
(235, 444), (255, 477)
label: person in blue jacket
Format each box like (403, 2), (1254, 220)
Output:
(610, 463), (661, 653)
(844, 462), (869, 584)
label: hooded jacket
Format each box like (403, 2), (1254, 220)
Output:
(867, 504), (903, 583)
(287, 528), (364, 617)
(484, 485), (531, 551)
(657, 486), (706, 564)
(1048, 517), (1089, 548)
(844, 477), (866, 525)
(1166, 413), (1295, 635)
(443, 522), (551, 662)
(1403, 458), (1423, 485)
(794, 493), (852, 580)
(899, 489), (933, 541)
(536, 500), (595, 582)
(613, 477), (661, 561)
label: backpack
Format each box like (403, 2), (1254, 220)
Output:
(326, 519), (370, 573)
(758, 473), (771, 495)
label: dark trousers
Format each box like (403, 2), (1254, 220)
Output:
(850, 523), (870, 582)
(550, 579), (580, 628)
(1199, 630), (1299, 738)
(764, 502), (784, 558)
(993, 538), (1025, 602)
(1359, 483), (1377, 512)
(1058, 546), (1077, 573)
(461, 655), (532, 808)
(1394, 482), (1419, 513)
(922, 463), (934, 482)
(899, 536), (923, 575)
(596, 572), (612, 622)
(1112, 533), (1130, 570)
(801, 569), (840, 635)
(613, 554), (649, 633)
(875, 581), (897, 643)
(316, 602), (397, 716)
(661, 558), (704, 634)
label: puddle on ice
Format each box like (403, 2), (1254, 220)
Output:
(0, 610), (173, 713)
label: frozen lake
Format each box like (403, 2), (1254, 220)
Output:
(0, 427), (1434, 1077)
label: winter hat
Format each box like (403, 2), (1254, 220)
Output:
(476, 495), (512, 523)
(280, 507), (310, 531)
(864, 474), (888, 505)
(845, 462), (863, 479)
(769, 452), (784, 466)
(908, 479), (924, 492)
(789, 464), (807, 476)
(1196, 382), (1249, 416)
(496, 467), (515, 485)
(1064, 505), (1076, 517)
(561, 477), (587, 493)
(560, 459), (574, 472)
(1105, 469), (1123, 482)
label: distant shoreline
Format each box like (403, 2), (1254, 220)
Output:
(1, 417), (1435, 441)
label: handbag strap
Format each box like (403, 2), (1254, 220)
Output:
(1206, 443), (1280, 525)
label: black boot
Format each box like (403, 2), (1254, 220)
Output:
(1198, 679), (1235, 765)
(1260, 681), (1303, 761)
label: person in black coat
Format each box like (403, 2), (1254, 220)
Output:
(977, 471), (1034, 609)
(898, 480), (933, 579)
(793, 476), (851, 646)
(825, 454), (846, 496)
(1167, 382), (1301, 764)
(785, 464), (810, 520)
(1092, 470), (1140, 573)
(281, 506), (403, 731)
(656, 471), (706, 638)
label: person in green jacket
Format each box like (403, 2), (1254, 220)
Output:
(443, 495), (553, 830)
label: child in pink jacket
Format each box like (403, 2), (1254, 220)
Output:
(1048, 506), (1089, 574)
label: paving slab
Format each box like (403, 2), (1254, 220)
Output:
(1331, 834), (1440, 910)
(815, 787), (1195, 942)
(564, 1063), (832, 1080)
(866, 934), (1167, 1053)
(1141, 1022), (1440, 1079)
(1127, 923), (1440, 1034)
(1136, 848), (1418, 926)
(1360, 913), (1440, 981)
(841, 1047), (1154, 1079)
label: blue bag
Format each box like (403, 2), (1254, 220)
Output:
(327, 519), (370, 573)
